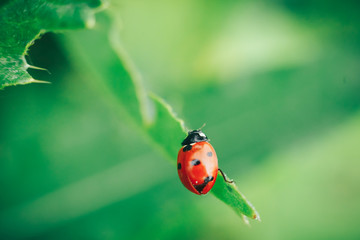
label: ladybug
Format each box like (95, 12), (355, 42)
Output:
(177, 129), (233, 195)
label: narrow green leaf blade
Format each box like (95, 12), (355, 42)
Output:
(146, 93), (187, 159)
(64, 13), (144, 124)
(212, 171), (260, 221)
(64, 10), (260, 223)
(146, 94), (260, 222)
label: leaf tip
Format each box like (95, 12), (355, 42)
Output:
(27, 65), (51, 75)
(253, 213), (261, 222)
(242, 215), (250, 225)
(29, 79), (51, 85)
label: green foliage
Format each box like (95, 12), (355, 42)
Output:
(0, 0), (104, 89)
(1, 0), (360, 239)
(146, 93), (187, 159)
(146, 94), (259, 221)
(0, 0), (260, 223)
(212, 171), (259, 220)
(65, 11), (260, 221)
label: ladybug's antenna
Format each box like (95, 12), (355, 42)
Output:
(198, 123), (206, 130)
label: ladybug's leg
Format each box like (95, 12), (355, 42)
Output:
(218, 169), (234, 183)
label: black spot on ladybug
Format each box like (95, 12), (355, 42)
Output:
(183, 145), (192, 152)
(207, 151), (213, 157)
(194, 175), (214, 194)
(204, 176), (214, 183)
(191, 159), (201, 166)
(194, 183), (207, 194)
(177, 163), (181, 170)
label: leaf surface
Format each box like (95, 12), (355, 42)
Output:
(0, 0), (104, 89)
(66, 11), (260, 221)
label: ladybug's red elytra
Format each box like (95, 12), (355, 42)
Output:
(177, 129), (233, 195)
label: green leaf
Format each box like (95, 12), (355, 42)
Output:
(212, 171), (260, 221)
(146, 94), (260, 222)
(0, 0), (105, 89)
(63, 10), (260, 222)
(146, 93), (187, 160)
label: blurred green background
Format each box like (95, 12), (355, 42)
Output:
(1, 0), (360, 239)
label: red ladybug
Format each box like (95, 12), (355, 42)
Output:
(177, 129), (232, 195)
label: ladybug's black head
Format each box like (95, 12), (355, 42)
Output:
(181, 130), (209, 146)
